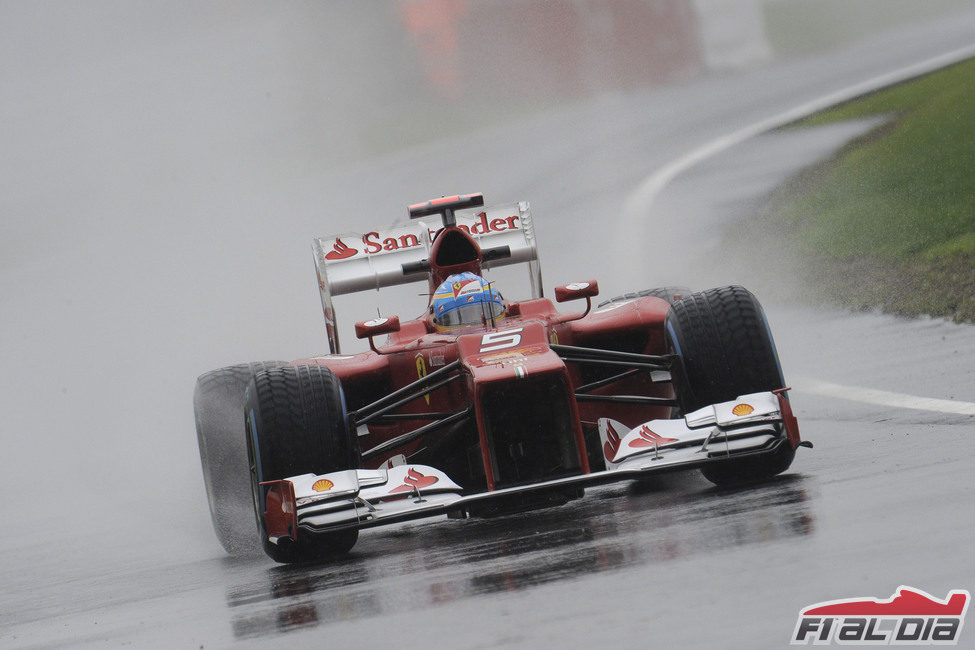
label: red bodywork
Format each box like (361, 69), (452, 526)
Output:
(293, 200), (674, 494)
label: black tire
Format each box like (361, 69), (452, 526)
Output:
(664, 286), (794, 485)
(597, 286), (690, 308)
(245, 365), (361, 563)
(697, 438), (796, 487)
(194, 361), (286, 555)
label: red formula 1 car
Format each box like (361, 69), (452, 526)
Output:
(194, 193), (811, 563)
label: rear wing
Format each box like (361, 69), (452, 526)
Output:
(312, 201), (542, 353)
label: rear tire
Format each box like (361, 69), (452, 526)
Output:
(194, 361), (286, 555)
(665, 286), (794, 485)
(597, 286), (690, 308)
(245, 365), (361, 563)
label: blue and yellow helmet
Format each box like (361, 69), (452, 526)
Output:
(431, 272), (506, 329)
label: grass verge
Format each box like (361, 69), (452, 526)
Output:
(754, 56), (975, 322)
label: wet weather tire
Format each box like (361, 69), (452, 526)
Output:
(597, 286), (690, 308)
(245, 365), (361, 563)
(194, 361), (286, 555)
(697, 438), (796, 487)
(665, 286), (794, 485)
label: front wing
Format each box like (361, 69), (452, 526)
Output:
(261, 391), (806, 544)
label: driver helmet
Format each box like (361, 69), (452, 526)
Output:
(431, 272), (506, 329)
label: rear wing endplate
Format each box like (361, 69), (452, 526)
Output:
(312, 201), (542, 353)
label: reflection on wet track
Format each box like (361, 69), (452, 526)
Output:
(227, 475), (813, 639)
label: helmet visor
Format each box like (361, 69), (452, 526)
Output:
(437, 300), (506, 327)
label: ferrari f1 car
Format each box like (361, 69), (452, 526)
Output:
(194, 193), (811, 563)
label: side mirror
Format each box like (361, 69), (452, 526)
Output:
(355, 316), (401, 353)
(554, 281), (599, 303)
(554, 281), (599, 322)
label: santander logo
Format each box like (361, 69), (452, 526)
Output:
(324, 238), (358, 260)
(628, 425), (678, 448)
(323, 212), (521, 262)
(389, 468), (439, 494)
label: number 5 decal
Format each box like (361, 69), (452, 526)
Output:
(479, 327), (523, 353)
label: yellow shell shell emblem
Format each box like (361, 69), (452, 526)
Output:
(312, 479), (334, 492)
(732, 403), (754, 416)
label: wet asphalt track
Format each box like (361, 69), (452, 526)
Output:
(3, 5), (975, 648)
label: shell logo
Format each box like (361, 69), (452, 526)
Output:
(732, 403), (754, 416)
(312, 479), (334, 492)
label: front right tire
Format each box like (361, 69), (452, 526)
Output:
(245, 365), (361, 563)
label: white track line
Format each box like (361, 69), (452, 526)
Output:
(623, 43), (975, 220)
(623, 44), (975, 416)
(793, 377), (975, 416)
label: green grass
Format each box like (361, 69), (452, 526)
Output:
(785, 58), (975, 261)
(767, 57), (975, 321)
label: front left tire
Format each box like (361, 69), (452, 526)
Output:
(194, 361), (286, 555)
(665, 286), (795, 485)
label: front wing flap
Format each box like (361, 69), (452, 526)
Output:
(599, 390), (797, 469)
(262, 391), (806, 546)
